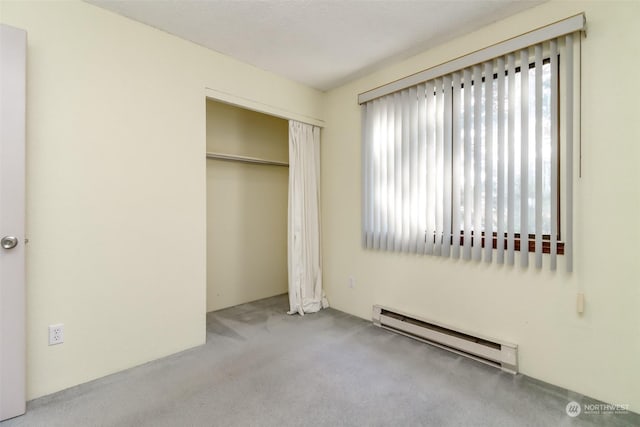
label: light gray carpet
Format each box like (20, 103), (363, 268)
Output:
(2, 294), (637, 427)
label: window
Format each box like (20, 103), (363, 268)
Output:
(361, 24), (582, 272)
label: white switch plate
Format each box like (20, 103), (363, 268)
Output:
(577, 292), (585, 314)
(48, 323), (64, 345)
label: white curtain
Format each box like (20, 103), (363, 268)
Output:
(288, 120), (327, 315)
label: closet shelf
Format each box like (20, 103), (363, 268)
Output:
(206, 152), (289, 167)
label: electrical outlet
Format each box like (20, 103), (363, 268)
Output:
(48, 324), (64, 346)
(348, 276), (355, 289)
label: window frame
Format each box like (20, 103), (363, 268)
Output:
(449, 57), (565, 254)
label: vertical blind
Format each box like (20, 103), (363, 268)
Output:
(362, 32), (579, 271)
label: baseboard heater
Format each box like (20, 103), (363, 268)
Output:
(372, 305), (518, 373)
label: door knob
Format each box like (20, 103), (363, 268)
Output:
(1, 236), (19, 249)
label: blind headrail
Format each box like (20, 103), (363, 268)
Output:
(358, 13), (585, 105)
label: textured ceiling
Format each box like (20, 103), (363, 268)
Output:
(85, 0), (545, 91)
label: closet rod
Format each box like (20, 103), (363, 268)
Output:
(206, 152), (289, 167)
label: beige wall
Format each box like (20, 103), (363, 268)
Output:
(206, 101), (288, 311)
(321, 1), (640, 412)
(0, 1), (322, 399)
(1, 0), (638, 412)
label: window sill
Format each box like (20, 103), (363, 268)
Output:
(454, 234), (565, 255)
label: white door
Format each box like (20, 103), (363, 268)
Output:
(0, 23), (27, 421)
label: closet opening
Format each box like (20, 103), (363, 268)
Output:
(205, 99), (289, 323)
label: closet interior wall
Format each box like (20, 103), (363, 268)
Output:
(206, 100), (289, 312)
